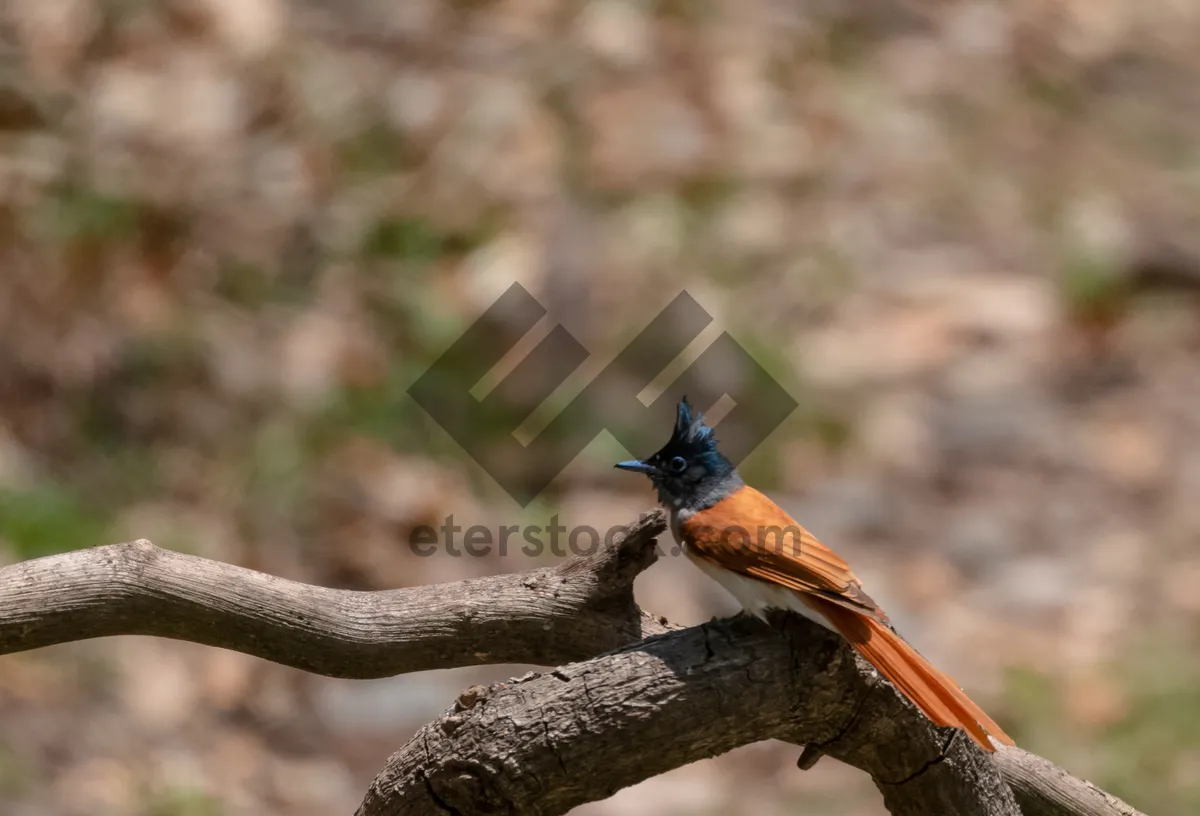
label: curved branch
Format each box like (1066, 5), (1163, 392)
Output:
(356, 615), (1022, 816)
(0, 512), (1147, 816)
(0, 511), (670, 677)
(358, 614), (1145, 816)
(994, 749), (1147, 816)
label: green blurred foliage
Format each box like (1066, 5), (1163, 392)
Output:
(337, 120), (410, 180)
(307, 364), (432, 454)
(1002, 634), (1200, 816)
(0, 485), (113, 559)
(360, 217), (444, 262)
(1102, 639), (1200, 815)
(142, 787), (224, 816)
(0, 742), (31, 796)
(1058, 249), (1129, 319)
(37, 181), (141, 244)
(214, 261), (281, 309)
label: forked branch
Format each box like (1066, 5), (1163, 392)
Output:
(0, 512), (1145, 816)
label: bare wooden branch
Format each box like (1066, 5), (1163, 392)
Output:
(356, 614), (1022, 816)
(0, 512), (1146, 816)
(994, 748), (1148, 816)
(0, 511), (670, 677)
(356, 611), (1145, 816)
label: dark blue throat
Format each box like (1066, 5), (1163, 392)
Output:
(656, 460), (743, 513)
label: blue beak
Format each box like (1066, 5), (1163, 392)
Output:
(614, 459), (657, 475)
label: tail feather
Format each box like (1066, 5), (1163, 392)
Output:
(807, 597), (1014, 752)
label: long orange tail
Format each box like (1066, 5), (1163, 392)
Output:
(808, 597), (1014, 752)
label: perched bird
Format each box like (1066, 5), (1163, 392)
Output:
(615, 398), (1013, 753)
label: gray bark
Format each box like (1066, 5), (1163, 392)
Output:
(0, 510), (1146, 816)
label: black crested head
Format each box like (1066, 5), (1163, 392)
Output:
(614, 397), (742, 511)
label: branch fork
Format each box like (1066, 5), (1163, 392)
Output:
(0, 511), (1145, 816)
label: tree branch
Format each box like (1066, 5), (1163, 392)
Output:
(994, 749), (1148, 816)
(356, 614), (1023, 816)
(0, 512), (1146, 816)
(0, 511), (670, 677)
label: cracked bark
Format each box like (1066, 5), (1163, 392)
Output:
(358, 614), (1022, 816)
(0, 510), (1146, 816)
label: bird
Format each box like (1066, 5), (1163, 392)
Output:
(614, 397), (1014, 753)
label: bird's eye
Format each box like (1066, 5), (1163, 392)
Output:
(669, 456), (688, 473)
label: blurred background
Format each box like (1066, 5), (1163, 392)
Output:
(2, 1), (1200, 814)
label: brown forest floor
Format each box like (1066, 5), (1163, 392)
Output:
(3, 2), (1200, 815)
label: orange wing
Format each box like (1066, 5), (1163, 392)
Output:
(683, 485), (1015, 752)
(685, 486), (888, 622)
